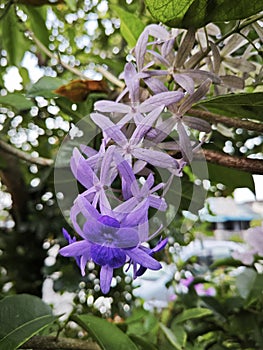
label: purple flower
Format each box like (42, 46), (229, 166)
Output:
(60, 199), (166, 293)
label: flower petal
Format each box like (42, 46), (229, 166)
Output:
(91, 245), (126, 267)
(100, 265), (113, 294)
(126, 247), (162, 270)
(94, 100), (130, 113)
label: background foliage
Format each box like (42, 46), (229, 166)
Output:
(0, 0), (262, 349)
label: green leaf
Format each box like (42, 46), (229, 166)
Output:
(111, 5), (145, 47)
(27, 76), (67, 98)
(236, 268), (257, 299)
(196, 92), (263, 122)
(71, 314), (139, 350)
(207, 163), (255, 194)
(1, 6), (29, 65)
(145, 0), (263, 28)
(0, 93), (35, 111)
(22, 6), (49, 49)
(159, 323), (184, 350)
(173, 307), (212, 324)
(0, 294), (55, 350)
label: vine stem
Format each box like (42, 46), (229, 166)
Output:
(27, 30), (124, 88)
(0, 140), (54, 166)
(188, 108), (263, 133)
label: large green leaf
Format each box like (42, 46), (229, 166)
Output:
(207, 163), (255, 194)
(159, 323), (186, 350)
(27, 76), (67, 98)
(0, 294), (55, 350)
(144, 0), (263, 28)
(111, 5), (145, 47)
(1, 6), (29, 65)
(0, 93), (35, 111)
(173, 307), (212, 324)
(72, 314), (138, 350)
(196, 92), (263, 121)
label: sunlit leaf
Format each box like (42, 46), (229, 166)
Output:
(144, 0), (263, 28)
(0, 294), (55, 350)
(0, 93), (34, 111)
(54, 79), (108, 102)
(71, 314), (138, 350)
(111, 5), (145, 47)
(159, 323), (186, 350)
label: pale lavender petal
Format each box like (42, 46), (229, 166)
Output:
(149, 195), (167, 211)
(131, 105), (164, 144)
(120, 199), (149, 227)
(138, 220), (149, 242)
(91, 113), (127, 145)
(133, 148), (179, 170)
(147, 50), (170, 66)
(126, 247), (162, 270)
(144, 77), (168, 94)
(183, 116), (211, 133)
(147, 24), (170, 41)
(177, 121), (193, 162)
(94, 100), (131, 113)
(100, 265), (113, 294)
(173, 73), (195, 94)
(124, 62), (140, 102)
(181, 69), (221, 84)
(70, 148), (95, 189)
(100, 145), (116, 186)
(161, 38), (175, 58)
(178, 79), (211, 115)
(135, 28), (149, 70)
(140, 91), (184, 113)
(79, 144), (98, 158)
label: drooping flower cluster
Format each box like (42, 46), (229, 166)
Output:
(60, 24), (217, 294)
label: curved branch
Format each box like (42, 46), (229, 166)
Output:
(202, 149), (263, 174)
(20, 336), (100, 350)
(188, 108), (263, 133)
(0, 140), (54, 166)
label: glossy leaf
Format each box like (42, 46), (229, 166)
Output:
(111, 5), (145, 47)
(27, 76), (67, 98)
(173, 307), (212, 324)
(196, 92), (263, 121)
(0, 93), (35, 111)
(1, 6), (29, 65)
(72, 314), (138, 350)
(145, 0), (263, 28)
(159, 323), (186, 350)
(0, 294), (55, 350)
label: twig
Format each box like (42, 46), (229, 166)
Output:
(0, 140), (54, 166)
(188, 108), (263, 133)
(27, 30), (125, 88)
(19, 335), (101, 350)
(202, 149), (263, 174)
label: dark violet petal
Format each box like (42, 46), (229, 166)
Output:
(100, 265), (113, 294)
(62, 228), (76, 244)
(126, 247), (162, 270)
(91, 245), (126, 268)
(98, 215), (120, 228)
(151, 237), (168, 253)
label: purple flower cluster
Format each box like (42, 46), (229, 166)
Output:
(60, 24), (214, 294)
